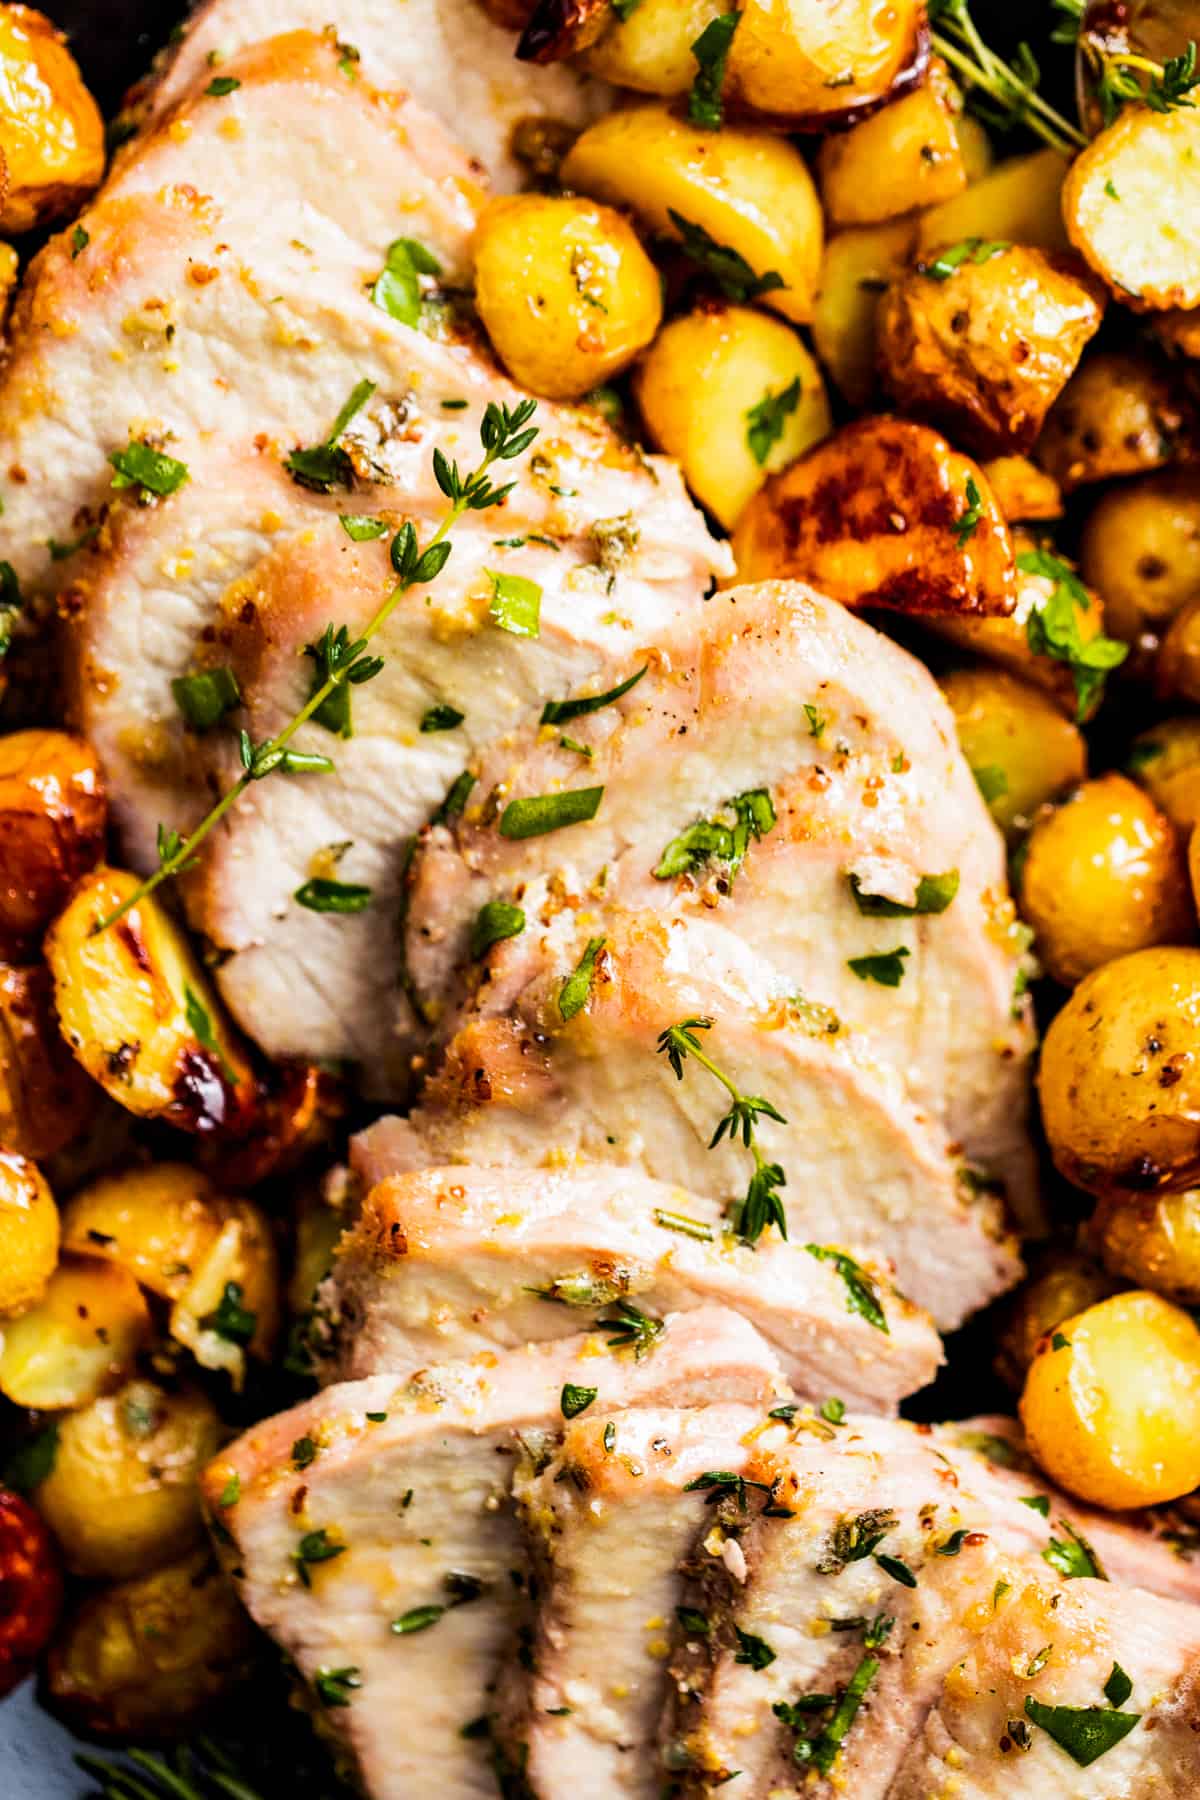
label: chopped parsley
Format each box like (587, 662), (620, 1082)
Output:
(687, 12), (739, 129)
(559, 935), (606, 1022)
(109, 440), (190, 499)
(339, 514), (388, 541)
(676, 1606), (710, 1634)
(923, 238), (1010, 280)
(954, 475), (984, 546)
(1043, 1520), (1104, 1581)
(848, 870), (959, 916)
(285, 379), (376, 493)
(293, 1528), (345, 1587)
(1019, 546), (1127, 720)
(540, 664), (647, 726)
(70, 224), (89, 258)
(498, 787), (604, 839)
(370, 237), (442, 328)
(199, 1280), (256, 1347)
(205, 75), (241, 96)
(806, 1245), (889, 1333)
(847, 947), (909, 987)
(1021, 1494), (1050, 1516)
(560, 1383), (598, 1419)
(471, 899), (526, 958)
(1104, 1662), (1133, 1708)
(733, 1625), (776, 1670)
(294, 877), (373, 913)
(655, 788), (775, 881)
(775, 1655), (879, 1773)
(487, 569), (542, 638)
(291, 1436), (317, 1469)
(746, 377), (802, 467)
(1023, 1695), (1140, 1767)
(172, 666), (241, 732)
(420, 702), (464, 732)
(314, 1666), (361, 1708)
(668, 209), (785, 303)
(218, 1473), (240, 1509)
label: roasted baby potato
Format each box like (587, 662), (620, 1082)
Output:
(1155, 306), (1200, 359)
(1079, 469), (1200, 654)
(916, 147), (1070, 255)
(979, 455), (1063, 524)
(1159, 598), (1200, 705)
(811, 218), (917, 407)
(1039, 946), (1200, 1199)
(733, 417), (1015, 615)
(0, 1487), (61, 1700)
(0, 962), (94, 1161)
(0, 1150), (57, 1317)
(634, 303), (831, 528)
(719, 0), (926, 128)
(46, 866), (257, 1137)
(0, 1255), (148, 1408)
(1020, 1290), (1200, 1508)
(0, 729), (104, 957)
(0, 6), (104, 233)
(45, 1550), (257, 1740)
(1127, 716), (1200, 834)
(473, 194), (662, 401)
(582, 0), (727, 94)
(1019, 774), (1192, 987)
(993, 1249), (1118, 1390)
(1036, 351), (1192, 493)
(817, 59), (965, 228)
(1064, 104), (1200, 310)
(1090, 1190), (1200, 1307)
(877, 245), (1105, 457)
(34, 1379), (223, 1579)
(939, 667), (1086, 838)
(560, 104), (823, 325)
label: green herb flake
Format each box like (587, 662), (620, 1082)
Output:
(806, 1245), (889, 1333)
(559, 935), (606, 1022)
(420, 702), (465, 733)
(804, 703), (826, 739)
(487, 568), (542, 638)
(676, 1606), (710, 1634)
(200, 1280), (257, 1348)
(668, 209), (785, 303)
(1019, 546), (1127, 720)
(184, 984), (238, 1085)
(391, 1604), (445, 1635)
(172, 666), (241, 732)
(70, 224), (89, 258)
(875, 1552), (917, 1588)
(923, 237), (1011, 280)
(1104, 1662), (1133, 1708)
(954, 474), (984, 546)
(734, 1625), (776, 1670)
(294, 877), (373, 914)
(847, 947), (909, 987)
(541, 664), (648, 726)
(687, 11), (739, 128)
(655, 788), (775, 881)
(291, 1436), (317, 1470)
(746, 376), (802, 467)
(653, 1207), (714, 1242)
(109, 440), (190, 499)
(776, 1654), (879, 1774)
(293, 1528), (346, 1587)
(434, 770), (475, 824)
(1021, 1494), (1050, 1516)
(603, 1422), (616, 1453)
(339, 514), (388, 541)
(972, 763), (1009, 803)
(218, 1473), (240, 1509)
(820, 1397), (846, 1425)
(1023, 1696), (1140, 1767)
(1043, 1520), (1104, 1582)
(366, 1411), (388, 1423)
(285, 379), (376, 493)
(601, 1299), (664, 1359)
(471, 899), (526, 959)
(849, 870), (959, 916)
(499, 787), (604, 839)
(560, 1383), (598, 1419)
(370, 237), (442, 328)
(205, 75), (241, 95)
(315, 1666), (361, 1708)
(1051, 1331), (1071, 1351)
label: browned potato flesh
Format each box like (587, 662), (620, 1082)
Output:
(1127, 716), (1200, 834)
(722, 0), (927, 128)
(1064, 104), (1200, 310)
(1036, 351), (1193, 492)
(733, 416), (1015, 616)
(812, 218), (917, 408)
(582, 0), (727, 93)
(817, 59), (965, 227)
(877, 245), (1105, 457)
(0, 962), (93, 1161)
(979, 455), (1063, 524)
(917, 147), (1070, 254)
(939, 666), (1086, 837)
(993, 1249), (1118, 1390)
(0, 1255), (148, 1408)
(0, 729), (104, 956)
(1079, 469), (1200, 654)
(1090, 1190), (1200, 1306)
(0, 6), (104, 233)
(0, 1149), (57, 1316)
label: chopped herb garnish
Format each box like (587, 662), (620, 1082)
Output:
(561, 1383), (598, 1419)
(954, 475), (984, 546)
(315, 1666), (361, 1708)
(218, 1473), (240, 1509)
(1021, 1494), (1050, 1516)
(820, 1397), (847, 1425)
(746, 377), (802, 467)
(874, 1552), (917, 1588)
(366, 1411), (388, 1423)
(184, 984), (238, 1085)
(655, 788), (775, 882)
(1104, 1662), (1133, 1708)
(498, 787), (604, 839)
(391, 1604), (445, 1635)
(806, 1245), (889, 1333)
(847, 947), (909, 987)
(109, 440), (190, 499)
(370, 237), (442, 328)
(559, 935), (606, 1022)
(1019, 546), (1127, 720)
(668, 209), (785, 303)
(291, 1436), (317, 1470)
(471, 899), (526, 958)
(804, 702), (826, 739)
(676, 1606), (710, 1634)
(420, 702), (464, 732)
(1043, 1520), (1104, 1581)
(923, 237), (1010, 280)
(937, 1529), (972, 1557)
(294, 877), (373, 914)
(293, 1528), (345, 1587)
(1051, 1330), (1070, 1350)
(70, 224), (89, 258)
(864, 1613), (895, 1649)
(653, 1207), (714, 1242)
(1091, 38), (1199, 125)
(172, 666), (241, 732)
(603, 1422), (616, 1453)
(687, 11), (739, 129)
(48, 525), (100, 560)
(205, 75), (241, 95)
(339, 514), (388, 541)
(434, 770), (476, 824)
(683, 1470), (773, 1511)
(973, 763), (1009, 803)
(848, 870), (960, 916)
(488, 568), (542, 638)
(284, 379), (376, 493)
(776, 1655), (879, 1773)
(303, 622), (385, 738)
(734, 1625), (776, 1670)
(1023, 1696), (1140, 1767)
(600, 1299), (664, 1358)
(769, 1403), (798, 1423)
(540, 664), (648, 726)
(817, 1508), (898, 1573)
(200, 1280), (256, 1347)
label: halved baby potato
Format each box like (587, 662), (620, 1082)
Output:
(582, 0), (728, 94)
(0, 1150), (57, 1317)
(1036, 350), (1192, 492)
(917, 146), (1070, 255)
(0, 1255), (149, 1409)
(811, 217), (917, 407)
(0, 962), (94, 1161)
(993, 1249), (1118, 1390)
(721, 0), (926, 128)
(939, 666), (1086, 838)
(0, 728), (105, 957)
(0, 6), (104, 234)
(634, 302), (831, 528)
(1064, 103), (1200, 310)
(1080, 469), (1200, 653)
(979, 456), (1063, 524)
(817, 59), (966, 228)
(1090, 1190), (1200, 1308)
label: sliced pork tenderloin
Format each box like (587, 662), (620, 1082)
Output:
(203, 1306), (785, 1800)
(322, 1163), (943, 1405)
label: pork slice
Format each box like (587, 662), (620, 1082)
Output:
(498, 1402), (770, 1798)
(202, 1307), (786, 1800)
(325, 1164), (942, 1405)
(133, 0), (612, 190)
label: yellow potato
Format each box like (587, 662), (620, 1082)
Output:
(0, 1255), (148, 1408)
(1019, 773), (1192, 987)
(979, 455), (1063, 524)
(917, 147), (1070, 254)
(878, 244), (1105, 457)
(993, 1249), (1119, 1390)
(44, 1550), (257, 1740)
(1090, 1190), (1200, 1307)
(0, 5), (104, 233)
(46, 865), (257, 1135)
(0, 1149), (57, 1316)
(473, 194), (662, 402)
(1159, 598), (1200, 704)
(34, 1379), (224, 1578)
(560, 104), (822, 325)
(1064, 103), (1200, 310)
(583, 0), (727, 93)
(939, 666), (1086, 838)
(1127, 716), (1200, 834)
(723, 0), (925, 127)
(1154, 306), (1200, 359)
(811, 217), (917, 407)
(1039, 946), (1200, 1198)
(954, 111), (994, 185)
(0, 962), (94, 1161)
(1036, 350), (1191, 493)
(818, 60), (966, 228)
(1190, 820), (1200, 923)
(0, 728), (105, 958)
(1020, 1290), (1200, 1508)
(633, 303), (831, 528)
(1080, 470), (1200, 654)
(733, 416), (1015, 616)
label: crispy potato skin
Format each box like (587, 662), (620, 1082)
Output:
(917, 147), (1070, 255)
(1079, 469), (1200, 655)
(0, 1255), (149, 1409)
(1090, 1191), (1200, 1307)
(34, 1380), (223, 1579)
(1020, 1290), (1200, 1508)
(1159, 597), (1200, 705)
(1128, 716), (1200, 834)
(0, 729), (104, 957)
(45, 1551), (256, 1740)
(1019, 774), (1193, 987)
(817, 58), (965, 228)
(993, 1250), (1118, 1390)
(1064, 104), (1200, 310)
(583, 0), (726, 93)
(877, 246), (1106, 457)
(560, 105), (823, 325)
(634, 302), (831, 528)
(0, 1487), (61, 1699)
(0, 963), (93, 1161)
(812, 217), (917, 407)
(939, 667), (1085, 838)
(733, 416), (1015, 615)
(1039, 946), (1200, 1198)
(979, 455), (1063, 524)
(722, 0), (927, 129)
(0, 1149), (57, 1316)
(473, 194), (662, 401)
(0, 6), (104, 233)
(1036, 351), (1193, 492)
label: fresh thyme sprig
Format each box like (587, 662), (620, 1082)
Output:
(929, 0), (1086, 153)
(656, 1016), (787, 1245)
(93, 399), (539, 934)
(1085, 39), (1199, 126)
(77, 1739), (267, 1800)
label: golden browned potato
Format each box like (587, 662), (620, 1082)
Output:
(0, 1150), (56, 1316)
(1036, 351), (1192, 493)
(1039, 946), (1200, 1198)
(811, 217), (917, 407)
(0, 729), (104, 957)
(560, 104), (822, 325)
(1090, 1190), (1200, 1306)
(733, 416), (1015, 616)
(1064, 104), (1200, 310)
(954, 111), (993, 185)
(582, 0), (727, 93)
(1127, 716), (1200, 834)
(0, 6), (104, 233)
(0, 1255), (148, 1408)
(817, 60), (965, 228)
(1155, 306), (1200, 359)
(61, 1164), (280, 1387)
(1020, 1290), (1200, 1508)
(34, 1379), (223, 1578)
(472, 194), (662, 401)
(0, 962), (93, 1161)
(633, 303), (831, 528)
(1080, 469), (1200, 661)
(993, 1249), (1119, 1390)
(46, 866), (257, 1136)
(877, 245), (1106, 457)
(1019, 774), (1192, 987)
(45, 1550), (257, 1741)
(1159, 598), (1200, 705)
(979, 455), (1063, 524)
(939, 666), (1086, 837)
(917, 147), (1070, 255)
(721, 0), (926, 128)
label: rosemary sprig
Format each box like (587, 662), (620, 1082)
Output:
(929, 0), (1086, 153)
(93, 399), (539, 933)
(656, 1016), (787, 1245)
